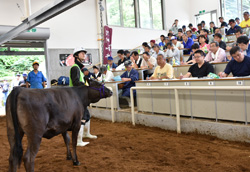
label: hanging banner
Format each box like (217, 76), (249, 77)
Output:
(103, 26), (113, 64)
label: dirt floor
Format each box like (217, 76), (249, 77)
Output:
(0, 116), (250, 172)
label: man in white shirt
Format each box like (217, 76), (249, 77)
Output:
(141, 52), (157, 79)
(100, 66), (114, 82)
(164, 42), (181, 66)
(171, 19), (180, 35)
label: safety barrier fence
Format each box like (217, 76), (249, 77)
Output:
(130, 86), (250, 134)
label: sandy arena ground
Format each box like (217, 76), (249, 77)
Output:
(0, 116), (250, 172)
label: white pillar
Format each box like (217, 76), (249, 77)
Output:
(24, 0), (32, 17)
(96, 0), (103, 66)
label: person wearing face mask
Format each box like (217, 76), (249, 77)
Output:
(70, 47), (97, 147)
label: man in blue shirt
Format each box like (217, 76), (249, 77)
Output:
(219, 46), (250, 77)
(227, 19), (241, 35)
(237, 36), (250, 57)
(120, 60), (139, 97)
(26, 61), (46, 89)
(182, 34), (194, 54)
(187, 30), (197, 41)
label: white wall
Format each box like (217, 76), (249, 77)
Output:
(189, 0), (221, 26)
(164, 0), (192, 30)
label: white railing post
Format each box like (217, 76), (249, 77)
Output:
(107, 87), (115, 123)
(131, 88), (135, 126)
(174, 89), (181, 134)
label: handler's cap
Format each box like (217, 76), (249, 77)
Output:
(32, 61), (39, 66)
(16, 73), (21, 76)
(107, 56), (113, 61)
(124, 60), (132, 67)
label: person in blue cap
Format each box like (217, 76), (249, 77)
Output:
(19, 72), (28, 87)
(107, 56), (117, 71)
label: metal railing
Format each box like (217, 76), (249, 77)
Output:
(130, 86), (250, 134)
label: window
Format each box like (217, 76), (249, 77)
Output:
(221, 0), (250, 22)
(106, 0), (121, 26)
(105, 0), (163, 30)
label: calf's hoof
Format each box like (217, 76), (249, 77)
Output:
(73, 161), (81, 166)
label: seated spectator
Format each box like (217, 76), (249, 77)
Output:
(100, 66), (114, 82)
(152, 44), (164, 58)
(149, 54), (174, 80)
(117, 50), (128, 66)
(107, 56), (117, 71)
(198, 35), (210, 53)
(120, 60), (139, 97)
(124, 50), (131, 59)
(169, 29), (174, 35)
(150, 40), (156, 48)
(213, 33), (227, 51)
(167, 32), (173, 41)
(141, 52), (157, 79)
(219, 46), (250, 77)
(197, 23), (203, 34)
(159, 35), (165, 48)
(177, 29), (183, 41)
(187, 30), (197, 41)
(92, 66), (102, 81)
(209, 21), (217, 34)
(235, 17), (240, 25)
(214, 29), (227, 42)
(181, 50), (214, 78)
(182, 25), (187, 34)
(227, 19), (241, 35)
(186, 43), (200, 64)
(142, 42), (148, 50)
(237, 36), (250, 56)
(171, 36), (183, 50)
(144, 45), (153, 55)
(201, 21), (209, 30)
(200, 29), (209, 44)
(82, 68), (94, 79)
(183, 34), (194, 54)
(219, 17), (228, 27)
(236, 28), (244, 38)
(163, 37), (170, 50)
(239, 11), (250, 28)
(171, 19), (180, 35)
(130, 51), (142, 69)
(205, 41), (227, 63)
(165, 42), (180, 66)
(188, 23), (198, 33)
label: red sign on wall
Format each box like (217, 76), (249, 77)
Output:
(103, 26), (113, 64)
